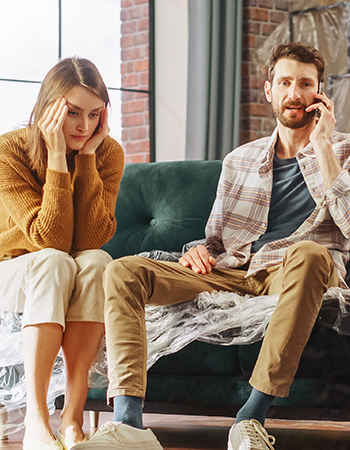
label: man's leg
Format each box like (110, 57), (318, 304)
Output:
(73, 255), (256, 449)
(103, 256), (253, 408)
(230, 242), (339, 450)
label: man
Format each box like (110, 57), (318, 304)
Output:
(74, 42), (350, 450)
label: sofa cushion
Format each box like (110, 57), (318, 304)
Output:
(102, 160), (222, 259)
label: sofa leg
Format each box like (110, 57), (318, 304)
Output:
(0, 406), (8, 441)
(89, 411), (99, 429)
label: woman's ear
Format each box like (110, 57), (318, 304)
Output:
(265, 80), (272, 103)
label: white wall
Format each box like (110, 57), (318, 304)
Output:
(155, 0), (188, 161)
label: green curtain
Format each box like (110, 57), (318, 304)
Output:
(185, 0), (243, 160)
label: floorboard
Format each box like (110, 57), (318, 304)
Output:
(2, 411), (350, 449)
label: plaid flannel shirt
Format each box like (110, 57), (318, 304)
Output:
(205, 127), (350, 286)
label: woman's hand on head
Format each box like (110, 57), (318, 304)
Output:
(38, 98), (68, 172)
(79, 107), (110, 155)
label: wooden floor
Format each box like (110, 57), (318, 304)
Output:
(2, 411), (350, 449)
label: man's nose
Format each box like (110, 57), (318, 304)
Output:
(288, 84), (301, 100)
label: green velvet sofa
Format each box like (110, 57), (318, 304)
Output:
(84, 160), (350, 423)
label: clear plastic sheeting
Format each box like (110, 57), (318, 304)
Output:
(2, 249), (350, 436)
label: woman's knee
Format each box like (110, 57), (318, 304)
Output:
(32, 248), (76, 277)
(73, 249), (113, 275)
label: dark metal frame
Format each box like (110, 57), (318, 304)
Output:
(0, 0), (156, 161)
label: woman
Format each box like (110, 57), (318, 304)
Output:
(0, 57), (124, 449)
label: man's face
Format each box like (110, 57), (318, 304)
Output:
(265, 58), (319, 129)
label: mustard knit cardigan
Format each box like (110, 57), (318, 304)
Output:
(0, 128), (125, 260)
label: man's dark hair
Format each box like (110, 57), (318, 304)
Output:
(268, 42), (325, 84)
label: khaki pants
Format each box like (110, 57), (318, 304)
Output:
(103, 241), (339, 400)
(0, 248), (112, 330)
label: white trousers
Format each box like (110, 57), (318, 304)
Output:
(0, 248), (112, 330)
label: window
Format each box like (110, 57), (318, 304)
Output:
(0, 0), (154, 162)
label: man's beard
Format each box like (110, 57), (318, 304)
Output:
(271, 98), (315, 129)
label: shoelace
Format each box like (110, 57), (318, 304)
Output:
(94, 422), (123, 442)
(243, 420), (276, 450)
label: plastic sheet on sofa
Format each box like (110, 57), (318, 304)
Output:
(2, 272), (350, 435)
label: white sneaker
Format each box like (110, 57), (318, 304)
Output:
(228, 419), (276, 450)
(71, 422), (163, 449)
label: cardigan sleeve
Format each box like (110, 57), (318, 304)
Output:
(0, 135), (74, 254)
(71, 136), (125, 251)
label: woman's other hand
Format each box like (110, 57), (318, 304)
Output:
(78, 107), (110, 155)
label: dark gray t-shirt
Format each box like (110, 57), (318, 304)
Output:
(251, 152), (316, 253)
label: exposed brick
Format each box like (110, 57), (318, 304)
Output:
(241, 62), (249, 77)
(275, 0), (289, 11)
(138, 18), (149, 32)
(120, 10), (128, 21)
(126, 140), (150, 153)
(125, 153), (149, 164)
(244, 7), (269, 22)
(121, 100), (145, 114)
(121, 0), (132, 7)
(121, 91), (134, 102)
(135, 0), (148, 4)
(121, 47), (142, 61)
(242, 103), (270, 117)
(258, 0), (273, 8)
(140, 72), (149, 86)
(133, 32), (149, 46)
(243, 22), (261, 35)
(122, 74), (140, 88)
(240, 130), (258, 145)
(129, 6), (143, 19)
(122, 114), (144, 128)
(122, 130), (129, 141)
(121, 35), (133, 48)
(241, 89), (259, 103)
(130, 127), (147, 140)
(143, 3), (149, 17)
(135, 59), (149, 72)
(262, 23), (277, 36)
(121, 21), (137, 35)
(243, 35), (256, 48)
(270, 10), (287, 24)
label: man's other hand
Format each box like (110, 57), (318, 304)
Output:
(179, 244), (217, 274)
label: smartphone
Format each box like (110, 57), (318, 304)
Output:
(315, 82), (323, 117)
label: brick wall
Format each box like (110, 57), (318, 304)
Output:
(240, 0), (289, 145)
(120, 0), (291, 161)
(120, 0), (150, 163)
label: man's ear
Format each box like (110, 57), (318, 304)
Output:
(265, 80), (272, 103)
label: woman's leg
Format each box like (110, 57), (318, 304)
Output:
(60, 322), (104, 442)
(59, 250), (112, 443)
(22, 323), (63, 445)
(0, 249), (77, 444)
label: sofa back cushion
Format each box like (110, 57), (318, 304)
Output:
(102, 160), (222, 259)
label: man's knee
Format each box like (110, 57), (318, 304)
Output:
(285, 241), (331, 266)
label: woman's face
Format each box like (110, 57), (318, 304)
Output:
(62, 85), (105, 152)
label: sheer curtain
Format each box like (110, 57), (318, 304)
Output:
(185, 0), (243, 160)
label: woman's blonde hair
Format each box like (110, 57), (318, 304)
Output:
(27, 57), (110, 175)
